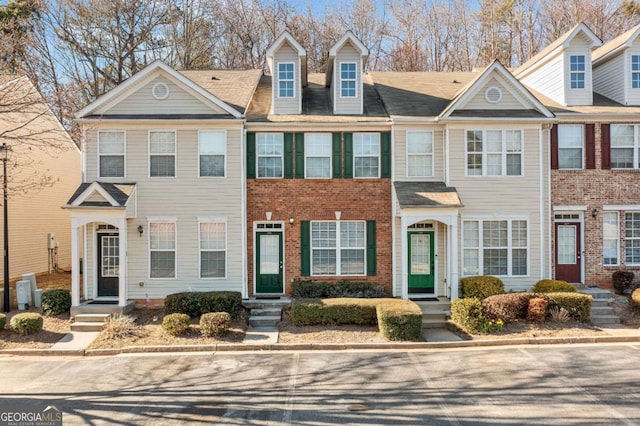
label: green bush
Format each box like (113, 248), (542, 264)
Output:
(459, 276), (504, 299)
(546, 292), (592, 322)
(631, 288), (640, 310)
(164, 291), (241, 318)
(200, 312), (232, 337)
(0, 313), (5, 329)
(376, 300), (422, 341)
(291, 298), (378, 326)
(162, 313), (191, 336)
(450, 297), (487, 333)
(527, 297), (548, 323)
(10, 312), (43, 335)
(41, 289), (71, 315)
(612, 271), (635, 295)
(482, 292), (542, 322)
(291, 279), (389, 299)
(532, 279), (576, 293)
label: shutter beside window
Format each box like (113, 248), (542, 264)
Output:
(344, 132), (353, 178)
(550, 124), (558, 170)
(246, 132), (256, 178)
(381, 131), (391, 178)
(301, 221), (310, 276)
(295, 133), (304, 178)
(284, 133), (294, 178)
(601, 123), (611, 170)
(332, 133), (342, 178)
(366, 220), (376, 276)
(585, 124), (595, 169)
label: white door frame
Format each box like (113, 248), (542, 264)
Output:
(253, 221), (285, 295)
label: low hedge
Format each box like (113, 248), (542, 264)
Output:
(10, 312), (43, 335)
(482, 292), (545, 322)
(532, 280), (576, 293)
(527, 297), (548, 323)
(164, 291), (241, 319)
(291, 298), (422, 341)
(450, 298), (486, 333)
(459, 276), (504, 299)
(41, 289), (71, 316)
(631, 288), (640, 310)
(546, 292), (592, 322)
(290, 279), (388, 299)
(162, 313), (190, 336)
(0, 313), (5, 329)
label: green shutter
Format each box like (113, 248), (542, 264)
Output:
(381, 131), (391, 178)
(301, 221), (311, 276)
(284, 133), (293, 178)
(332, 133), (342, 178)
(343, 132), (353, 179)
(295, 133), (305, 178)
(366, 220), (376, 276)
(246, 132), (256, 178)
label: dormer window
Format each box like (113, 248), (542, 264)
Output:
(632, 55), (640, 89)
(340, 63), (357, 97)
(570, 55), (585, 89)
(278, 63), (294, 98)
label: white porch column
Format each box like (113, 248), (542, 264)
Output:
(450, 219), (459, 300)
(71, 222), (80, 307)
(400, 220), (408, 299)
(118, 218), (127, 307)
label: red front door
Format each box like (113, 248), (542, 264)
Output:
(555, 222), (581, 283)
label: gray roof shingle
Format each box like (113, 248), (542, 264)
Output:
(394, 182), (463, 208)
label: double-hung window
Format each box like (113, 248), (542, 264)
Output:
(354, 133), (380, 178)
(278, 63), (294, 98)
(610, 124), (638, 169)
(149, 131), (176, 177)
(557, 125), (583, 169)
(199, 131), (225, 177)
(311, 221), (365, 275)
(340, 63), (356, 97)
(257, 133), (283, 178)
(603, 212), (619, 265)
(305, 133), (331, 178)
(406, 131), (434, 177)
(626, 213), (640, 265)
(199, 221), (226, 278)
(98, 131), (125, 178)
(570, 55), (585, 89)
(632, 55), (640, 89)
(466, 130), (522, 176)
(149, 221), (176, 278)
(463, 219), (528, 276)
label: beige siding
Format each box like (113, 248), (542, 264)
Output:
(393, 125), (445, 181)
(522, 53), (565, 105)
(102, 76), (229, 115)
(594, 54), (625, 104)
(465, 77), (531, 110)
(272, 43), (301, 114)
(334, 42), (362, 115)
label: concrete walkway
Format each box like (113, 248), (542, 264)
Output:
(51, 331), (100, 352)
(242, 326), (279, 344)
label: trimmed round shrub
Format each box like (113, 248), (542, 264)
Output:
(162, 313), (190, 336)
(10, 312), (43, 335)
(532, 279), (576, 293)
(482, 292), (543, 322)
(460, 276), (504, 299)
(41, 289), (72, 316)
(546, 292), (592, 322)
(631, 288), (640, 310)
(450, 297), (487, 333)
(0, 313), (6, 329)
(527, 297), (548, 323)
(612, 270), (635, 295)
(200, 312), (231, 337)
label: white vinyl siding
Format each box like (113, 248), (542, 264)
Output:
(305, 133), (331, 178)
(354, 133), (380, 178)
(311, 221), (365, 276)
(149, 131), (176, 177)
(98, 131), (125, 178)
(603, 211), (619, 266)
(520, 54), (565, 105)
(558, 125), (584, 169)
(198, 130), (226, 177)
(463, 219), (528, 276)
(257, 133), (284, 178)
(466, 129), (522, 176)
(333, 42), (362, 114)
(149, 221), (176, 279)
(199, 222), (226, 279)
(610, 124), (639, 169)
(593, 53), (626, 105)
(406, 131), (433, 177)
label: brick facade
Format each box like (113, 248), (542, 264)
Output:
(246, 179), (392, 296)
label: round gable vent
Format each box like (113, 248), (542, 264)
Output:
(152, 82), (170, 100)
(485, 86), (503, 104)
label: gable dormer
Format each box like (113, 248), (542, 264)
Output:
(266, 31), (307, 115)
(326, 31), (369, 115)
(592, 24), (640, 105)
(515, 23), (602, 106)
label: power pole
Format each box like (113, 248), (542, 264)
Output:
(2, 143), (8, 312)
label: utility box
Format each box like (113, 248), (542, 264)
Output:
(16, 280), (31, 310)
(0, 288), (3, 312)
(47, 233), (56, 250)
(22, 273), (37, 303)
(33, 289), (42, 308)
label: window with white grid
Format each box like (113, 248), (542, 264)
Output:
(199, 131), (225, 177)
(98, 131), (125, 177)
(305, 133), (331, 178)
(463, 219), (528, 276)
(406, 131), (433, 177)
(610, 125), (638, 169)
(603, 212), (619, 266)
(257, 133), (283, 178)
(311, 221), (365, 276)
(625, 212), (640, 265)
(466, 130), (522, 176)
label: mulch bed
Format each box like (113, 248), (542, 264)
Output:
(0, 309), (70, 349)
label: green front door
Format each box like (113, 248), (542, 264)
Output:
(408, 231), (435, 294)
(256, 231), (284, 294)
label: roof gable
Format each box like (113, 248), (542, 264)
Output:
(329, 31), (369, 58)
(67, 182), (136, 208)
(593, 24), (640, 65)
(266, 31), (307, 87)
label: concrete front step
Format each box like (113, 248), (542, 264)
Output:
(242, 298), (291, 310)
(591, 306), (615, 316)
(73, 313), (111, 323)
(591, 314), (621, 325)
(251, 307), (282, 317)
(249, 315), (281, 327)
(591, 299), (612, 308)
(423, 319), (448, 329)
(579, 288), (615, 300)
(70, 322), (105, 332)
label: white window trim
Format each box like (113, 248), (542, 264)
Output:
(148, 130), (177, 178)
(277, 62), (295, 99)
(353, 133), (381, 179)
(462, 219), (530, 277)
(198, 129), (227, 178)
(569, 54), (586, 89)
(339, 61), (357, 98)
(147, 218), (177, 280)
(625, 212), (640, 266)
(304, 133), (332, 179)
(406, 130), (434, 178)
(97, 130), (126, 178)
(198, 219), (227, 280)
(310, 220), (367, 276)
(256, 132), (284, 179)
(610, 124), (640, 170)
(557, 124), (585, 170)
(603, 211), (620, 266)
(464, 129), (524, 177)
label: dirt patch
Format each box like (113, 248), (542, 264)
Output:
(0, 309), (70, 349)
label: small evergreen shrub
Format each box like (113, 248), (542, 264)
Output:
(612, 271), (635, 295)
(291, 279), (388, 298)
(631, 288), (640, 311)
(162, 313), (190, 336)
(0, 313), (5, 329)
(546, 292), (592, 322)
(450, 297), (487, 333)
(459, 276), (504, 299)
(41, 289), (71, 315)
(164, 291), (241, 318)
(532, 279), (576, 293)
(200, 312), (231, 337)
(527, 297), (548, 323)
(482, 292), (543, 322)
(291, 298), (378, 326)
(376, 300), (422, 341)
(10, 312), (43, 335)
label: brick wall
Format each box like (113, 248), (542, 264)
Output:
(247, 178), (392, 296)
